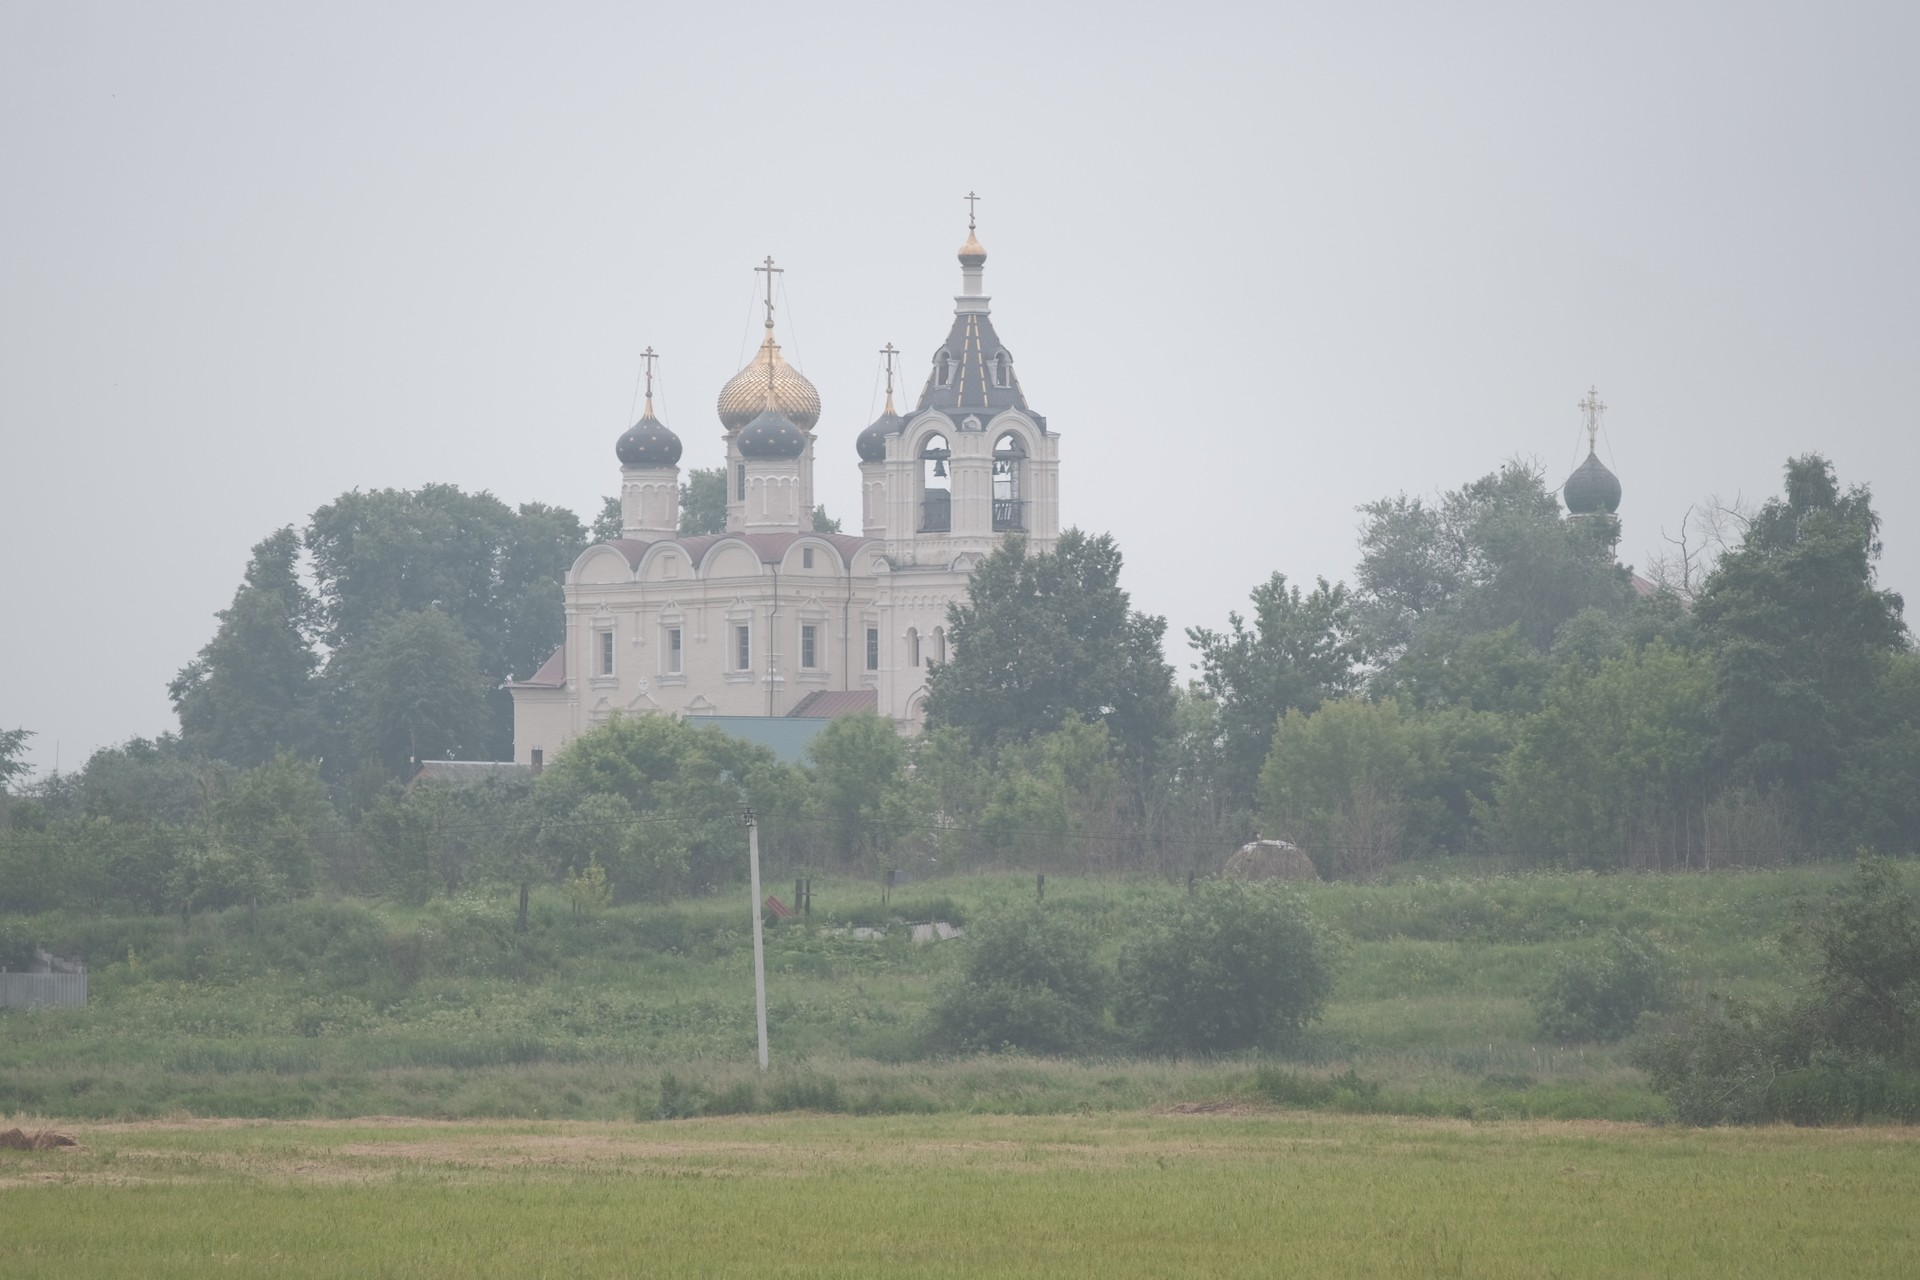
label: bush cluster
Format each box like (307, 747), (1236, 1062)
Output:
(927, 880), (1336, 1056)
(1532, 930), (1675, 1043)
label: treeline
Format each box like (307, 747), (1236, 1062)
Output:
(1, 453), (1914, 922)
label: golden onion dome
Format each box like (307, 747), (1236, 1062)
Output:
(717, 333), (821, 433)
(958, 229), (987, 268)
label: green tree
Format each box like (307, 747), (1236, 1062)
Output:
(805, 714), (919, 869)
(304, 485), (587, 763)
(927, 904), (1108, 1054)
(343, 608), (493, 775)
(811, 506), (842, 533)
(926, 530), (1176, 770)
(1188, 574), (1364, 808)
(1495, 641), (1715, 869)
(1796, 858), (1920, 1064)
(212, 752), (329, 901)
(1, 726), (33, 789)
(1258, 699), (1421, 878)
(678, 468), (726, 535)
(169, 529), (325, 766)
(1114, 879), (1335, 1053)
(591, 495), (624, 543)
(1693, 455), (1907, 845)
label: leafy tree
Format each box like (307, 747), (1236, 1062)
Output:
(1795, 857), (1920, 1064)
(531, 714), (799, 897)
(1533, 930), (1676, 1042)
(1694, 455), (1907, 845)
(1258, 699), (1421, 878)
(1355, 460), (1633, 674)
(1114, 879), (1334, 1053)
(1, 726), (33, 789)
(592, 495), (624, 543)
(976, 717), (1122, 868)
(926, 530), (1176, 770)
(169, 529), (325, 767)
(304, 485), (587, 763)
(811, 506), (841, 533)
(805, 714), (919, 869)
(1496, 641), (1715, 869)
(678, 467), (726, 535)
(342, 608), (492, 775)
(927, 905), (1108, 1054)
(211, 752), (329, 901)
(1188, 573), (1364, 807)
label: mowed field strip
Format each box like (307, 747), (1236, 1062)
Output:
(5, 1111), (1917, 1278)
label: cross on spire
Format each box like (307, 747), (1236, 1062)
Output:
(755, 256), (782, 333)
(640, 346), (658, 412)
(880, 342), (899, 412)
(1579, 386), (1607, 453)
(964, 190), (980, 230)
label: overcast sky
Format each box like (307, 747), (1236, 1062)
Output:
(3, 1), (1916, 779)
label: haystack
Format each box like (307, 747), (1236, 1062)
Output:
(1223, 838), (1318, 883)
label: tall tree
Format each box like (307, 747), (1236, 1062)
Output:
(342, 607), (492, 774)
(1188, 573), (1364, 807)
(591, 495), (624, 543)
(1694, 455), (1907, 844)
(926, 530), (1176, 769)
(805, 713), (919, 869)
(169, 528), (325, 766)
(678, 467), (726, 535)
(0, 727), (31, 789)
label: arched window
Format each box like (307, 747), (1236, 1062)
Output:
(992, 349), (1013, 389)
(907, 626), (920, 668)
(933, 626), (946, 666)
(919, 433), (951, 532)
(933, 348), (952, 388)
(992, 431), (1026, 531)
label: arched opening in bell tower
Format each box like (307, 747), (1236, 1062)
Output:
(992, 431), (1026, 532)
(919, 432), (951, 532)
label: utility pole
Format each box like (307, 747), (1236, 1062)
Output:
(744, 807), (769, 1071)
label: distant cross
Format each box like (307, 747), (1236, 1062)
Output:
(880, 342), (898, 397)
(964, 191), (980, 230)
(755, 256), (782, 332)
(1578, 386), (1606, 452)
(640, 346), (658, 403)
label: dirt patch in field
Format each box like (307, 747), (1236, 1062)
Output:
(0, 1128), (82, 1151)
(1157, 1102), (1257, 1117)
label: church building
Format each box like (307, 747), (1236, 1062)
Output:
(506, 215), (1061, 766)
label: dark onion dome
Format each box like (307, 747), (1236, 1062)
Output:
(1563, 451), (1622, 515)
(615, 411), (682, 468)
(736, 406), (808, 460)
(856, 408), (903, 462)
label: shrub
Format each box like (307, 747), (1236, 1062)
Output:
(926, 905), (1107, 1054)
(1633, 996), (1785, 1125)
(1533, 930), (1675, 1042)
(1114, 879), (1335, 1054)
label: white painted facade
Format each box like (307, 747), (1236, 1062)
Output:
(507, 229), (1060, 766)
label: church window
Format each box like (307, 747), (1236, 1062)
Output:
(908, 627), (920, 668)
(934, 626), (946, 666)
(735, 625), (751, 671)
(919, 433), (952, 533)
(736, 463), (746, 500)
(933, 349), (951, 388)
(666, 627), (682, 674)
(866, 627), (879, 670)
(803, 547), (814, 568)
(530, 748), (544, 774)
(598, 630), (615, 676)
(800, 624), (818, 669)
(992, 351), (1012, 388)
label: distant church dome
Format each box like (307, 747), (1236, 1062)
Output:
(1563, 451), (1622, 515)
(857, 407), (903, 462)
(615, 410), (681, 468)
(958, 229), (987, 268)
(736, 406), (808, 460)
(717, 334), (821, 433)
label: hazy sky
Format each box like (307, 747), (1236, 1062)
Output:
(4, 1), (1916, 779)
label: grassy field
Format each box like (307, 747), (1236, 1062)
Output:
(0, 863), (1891, 1122)
(4, 1111), (1917, 1277)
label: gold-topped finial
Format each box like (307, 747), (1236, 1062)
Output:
(1579, 386), (1607, 453)
(640, 346), (658, 416)
(881, 342), (899, 414)
(717, 254), (820, 432)
(959, 191), (987, 266)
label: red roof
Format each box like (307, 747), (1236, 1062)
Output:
(504, 645), (566, 689)
(786, 689), (880, 718)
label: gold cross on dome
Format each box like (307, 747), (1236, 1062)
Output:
(755, 256), (782, 332)
(1578, 386), (1606, 452)
(964, 191), (980, 230)
(640, 346), (658, 400)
